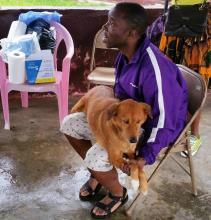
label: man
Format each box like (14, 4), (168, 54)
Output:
(61, 2), (188, 219)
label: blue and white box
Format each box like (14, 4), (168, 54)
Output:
(25, 49), (55, 84)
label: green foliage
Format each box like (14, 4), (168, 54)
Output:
(0, 0), (108, 7)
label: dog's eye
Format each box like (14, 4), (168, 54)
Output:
(136, 120), (141, 124)
(123, 119), (129, 124)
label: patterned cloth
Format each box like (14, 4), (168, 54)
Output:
(60, 112), (113, 172)
(159, 6), (211, 78)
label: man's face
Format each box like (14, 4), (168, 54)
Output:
(103, 8), (131, 49)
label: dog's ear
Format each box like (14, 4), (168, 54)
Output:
(140, 103), (152, 119)
(107, 103), (119, 120)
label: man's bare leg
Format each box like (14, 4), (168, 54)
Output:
(65, 134), (99, 196)
(65, 134), (125, 215)
(65, 134), (92, 159)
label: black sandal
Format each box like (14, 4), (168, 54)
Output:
(90, 187), (128, 219)
(79, 176), (102, 201)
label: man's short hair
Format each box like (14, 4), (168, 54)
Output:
(114, 2), (148, 36)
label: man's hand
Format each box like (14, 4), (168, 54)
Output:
(120, 157), (146, 176)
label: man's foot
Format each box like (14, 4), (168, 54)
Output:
(181, 135), (202, 157)
(91, 187), (128, 219)
(79, 175), (102, 201)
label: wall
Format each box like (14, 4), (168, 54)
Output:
(0, 8), (162, 94)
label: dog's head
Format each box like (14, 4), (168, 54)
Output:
(107, 99), (152, 144)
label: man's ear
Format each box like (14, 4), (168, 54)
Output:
(107, 103), (119, 120)
(128, 29), (140, 39)
(140, 103), (153, 119)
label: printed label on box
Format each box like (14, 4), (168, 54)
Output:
(25, 50), (55, 84)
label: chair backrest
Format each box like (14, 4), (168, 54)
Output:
(175, 64), (207, 144)
(177, 64), (207, 116)
(51, 22), (74, 71)
(94, 28), (108, 49)
(90, 28), (118, 71)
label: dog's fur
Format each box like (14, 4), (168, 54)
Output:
(71, 85), (151, 194)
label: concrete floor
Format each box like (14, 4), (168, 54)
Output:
(0, 93), (211, 220)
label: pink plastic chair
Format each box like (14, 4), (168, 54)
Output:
(0, 21), (74, 129)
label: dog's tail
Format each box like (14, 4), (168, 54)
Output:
(71, 96), (86, 113)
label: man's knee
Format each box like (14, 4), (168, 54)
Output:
(60, 112), (93, 140)
(84, 143), (113, 172)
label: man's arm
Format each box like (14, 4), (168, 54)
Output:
(138, 54), (187, 165)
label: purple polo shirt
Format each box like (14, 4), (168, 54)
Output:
(114, 35), (188, 165)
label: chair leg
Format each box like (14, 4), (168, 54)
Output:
(187, 140), (198, 196)
(170, 155), (190, 175)
(1, 89), (10, 130)
(21, 92), (28, 108)
(57, 87), (65, 127)
(62, 90), (69, 119)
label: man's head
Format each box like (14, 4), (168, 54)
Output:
(103, 2), (148, 49)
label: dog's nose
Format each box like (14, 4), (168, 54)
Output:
(129, 136), (137, 143)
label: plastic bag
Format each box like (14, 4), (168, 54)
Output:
(0, 32), (40, 62)
(19, 11), (62, 25)
(26, 19), (56, 53)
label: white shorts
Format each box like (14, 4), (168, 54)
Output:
(60, 112), (113, 172)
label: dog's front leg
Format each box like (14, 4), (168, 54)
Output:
(108, 150), (123, 168)
(138, 169), (148, 195)
(130, 164), (140, 191)
(130, 165), (148, 195)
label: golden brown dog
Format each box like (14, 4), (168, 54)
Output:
(71, 85), (151, 194)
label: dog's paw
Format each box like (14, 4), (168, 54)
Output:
(131, 179), (139, 191)
(141, 189), (148, 196)
(139, 185), (148, 196)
